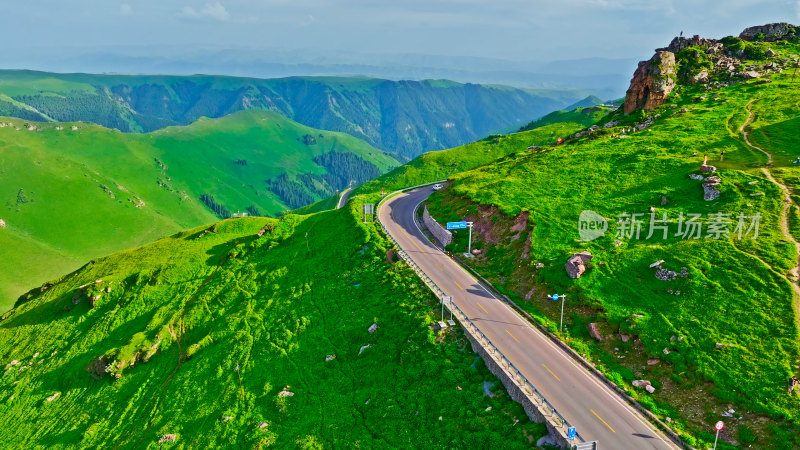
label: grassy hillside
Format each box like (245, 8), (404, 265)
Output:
(425, 39), (800, 448)
(0, 70), (579, 159)
(0, 206), (546, 448)
(518, 105), (610, 133)
(0, 111), (396, 310)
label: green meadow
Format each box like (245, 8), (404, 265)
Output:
(0, 110), (396, 309)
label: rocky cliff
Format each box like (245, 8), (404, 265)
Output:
(623, 51), (677, 114)
(623, 23), (799, 114)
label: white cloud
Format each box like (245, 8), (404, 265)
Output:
(120, 3), (132, 15)
(180, 2), (230, 22)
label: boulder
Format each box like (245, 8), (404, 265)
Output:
(632, 379), (651, 387)
(645, 384), (656, 394)
(565, 252), (593, 279)
(689, 173), (704, 181)
(277, 390), (295, 397)
(689, 68), (710, 85)
(700, 164), (717, 173)
(647, 358), (660, 365)
(588, 323), (603, 341)
(46, 392), (60, 402)
(649, 260), (665, 268)
(703, 176), (721, 201)
(737, 71), (762, 79)
(325, 354), (336, 362)
(623, 51), (677, 114)
(158, 435), (177, 443)
(620, 334), (630, 342)
(766, 48), (777, 58)
(0, 218), (6, 228)
(368, 323), (378, 333)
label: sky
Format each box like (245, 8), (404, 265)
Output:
(1, 0), (797, 80)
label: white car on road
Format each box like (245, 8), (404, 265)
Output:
(432, 183), (444, 191)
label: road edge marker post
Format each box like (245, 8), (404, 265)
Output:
(467, 222), (473, 254)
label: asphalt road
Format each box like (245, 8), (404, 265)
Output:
(380, 186), (677, 449)
(337, 188), (353, 210)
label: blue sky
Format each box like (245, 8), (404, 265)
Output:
(1, 1), (797, 69)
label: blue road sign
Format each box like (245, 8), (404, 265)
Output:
(446, 221), (468, 230)
(551, 294), (559, 301)
(567, 427), (576, 440)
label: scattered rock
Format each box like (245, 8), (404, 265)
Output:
(662, 348), (672, 355)
(588, 323), (603, 341)
(620, 334), (630, 342)
(46, 392), (60, 402)
(655, 268), (678, 281)
(715, 342), (728, 350)
(689, 68), (709, 85)
(471, 248), (481, 255)
(221, 416), (234, 422)
(533, 263), (545, 269)
(645, 385), (656, 394)
(660, 195), (669, 206)
(0, 218), (6, 229)
(158, 434), (177, 443)
(679, 267), (689, 278)
(766, 48), (777, 58)
(278, 390), (295, 397)
(359, 344), (371, 355)
(649, 260), (665, 268)
(666, 417), (672, 423)
(689, 173), (704, 181)
(257, 422), (269, 428)
(565, 252), (593, 279)
(632, 379), (651, 387)
(647, 358), (660, 365)
(325, 354), (336, 362)
(614, 240), (623, 247)
(368, 323), (378, 333)
(6, 360), (19, 367)
(649, 206), (656, 213)
(748, 180), (760, 185)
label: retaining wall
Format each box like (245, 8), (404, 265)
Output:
(423, 206), (452, 246)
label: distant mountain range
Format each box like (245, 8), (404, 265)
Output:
(0, 70), (584, 159)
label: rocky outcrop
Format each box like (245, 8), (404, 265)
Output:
(740, 23), (795, 41)
(623, 51), (677, 114)
(703, 176), (721, 201)
(565, 252), (593, 279)
(0, 218), (6, 228)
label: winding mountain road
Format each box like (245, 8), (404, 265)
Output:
(380, 186), (678, 449)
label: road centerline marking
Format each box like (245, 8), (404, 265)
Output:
(402, 230), (424, 252)
(504, 328), (521, 343)
(477, 302), (489, 314)
(453, 280), (464, 290)
(590, 408), (617, 433)
(541, 363), (561, 382)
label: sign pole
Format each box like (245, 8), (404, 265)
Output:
(560, 295), (565, 332)
(467, 222), (473, 254)
(713, 420), (724, 450)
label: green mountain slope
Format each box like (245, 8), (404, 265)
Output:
(518, 105), (610, 133)
(424, 34), (800, 447)
(0, 70), (579, 159)
(0, 111), (396, 309)
(564, 95), (605, 110)
(0, 208), (546, 448)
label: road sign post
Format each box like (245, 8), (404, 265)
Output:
(713, 421), (724, 450)
(548, 294), (566, 332)
(467, 222), (473, 254)
(442, 295), (452, 322)
(567, 426), (576, 446)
